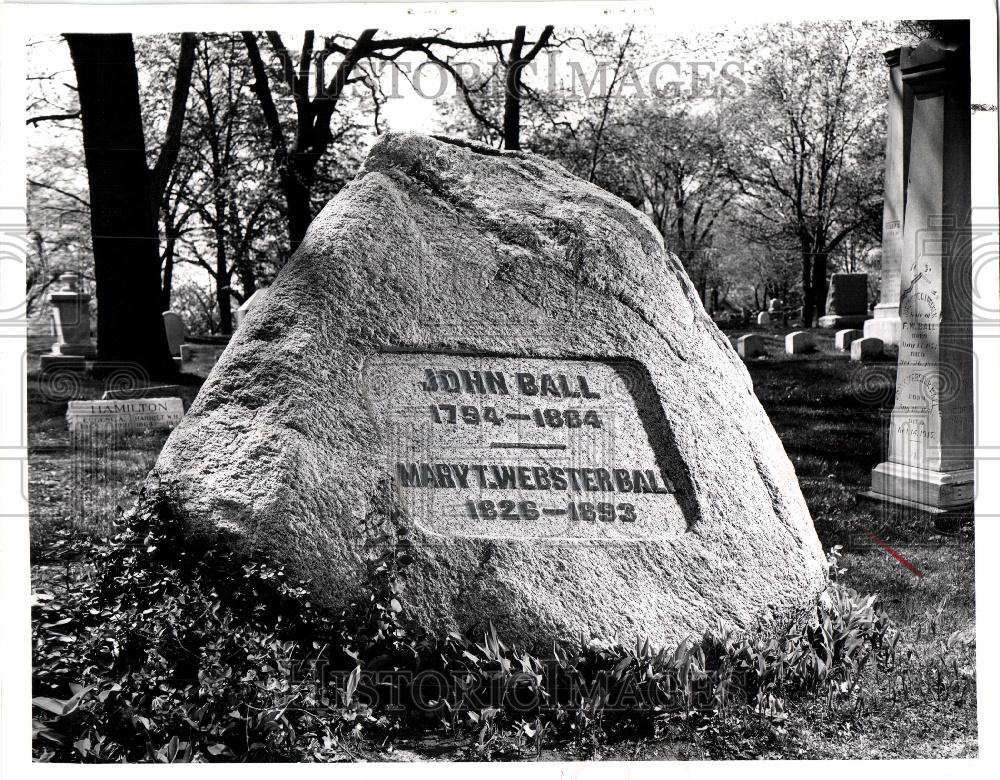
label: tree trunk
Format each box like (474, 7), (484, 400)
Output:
(214, 222), (233, 334)
(66, 33), (176, 379)
(500, 26), (552, 151)
(503, 66), (523, 150)
(232, 243), (257, 304)
(283, 165), (314, 252)
(216, 279), (233, 335)
(696, 277), (708, 311)
(800, 253), (815, 327)
(502, 26), (528, 151)
(161, 236), (176, 312)
(811, 251), (828, 320)
(234, 258), (257, 304)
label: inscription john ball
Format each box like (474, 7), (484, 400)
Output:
(363, 354), (685, 541)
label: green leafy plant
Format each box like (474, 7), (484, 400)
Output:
(32, 504), (964, 762)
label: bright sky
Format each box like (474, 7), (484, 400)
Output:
(19, 18), (894, 292)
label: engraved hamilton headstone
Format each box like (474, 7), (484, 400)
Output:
(865, 37), (974, 511)
(150, 132), (825, 649)
(67, 398), (184, 432)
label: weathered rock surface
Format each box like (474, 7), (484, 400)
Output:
(150, 132), (826, 650)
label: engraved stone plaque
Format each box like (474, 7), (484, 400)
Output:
(66, 398), (184, 433)
(362, 353), (687, 540)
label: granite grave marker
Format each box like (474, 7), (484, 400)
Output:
(866, 38), (974, 511)
(818, 273), (870, 329)
(68, 398), (184, 433)
(835, 329), (863, 351)
(150, 133), (826, 649)
(737, 334), (765, 359)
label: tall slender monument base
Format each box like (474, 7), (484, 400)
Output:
(864, 35), (974, 513)
(39, 271), (97, 371)
(864, 49), (912, 347)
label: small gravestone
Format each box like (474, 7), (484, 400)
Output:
(850, 336), (884, 362)
(818, 273), (870, 328)
(233, 287), (269, 330)
(835, 329), (863, 351)
(756, 311), (770, 326)
(149, 133), (825, 650)
(737, 334), (765, 359)
(67, 398), (184, 433)
(163, 311), (186, 370)
(163, 311), (185, 357)
(767, 298), (782, 314)
(785, 331), (813, 354)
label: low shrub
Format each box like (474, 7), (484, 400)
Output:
(31, 497), (917, 762)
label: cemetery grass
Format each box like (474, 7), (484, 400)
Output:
(26, 336), (217, 556)
(27, 327), (976, 761)
(729, 325), (976, 760)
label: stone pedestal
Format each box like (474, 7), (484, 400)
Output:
(43, 272), (96, 369)
(864, 307), (902, 345)
(865, 37), (973, 513)
(870, 463), (974, 511)
(864, 49), (912, 347)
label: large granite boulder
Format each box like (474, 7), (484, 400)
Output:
(150, 132), (826, 650)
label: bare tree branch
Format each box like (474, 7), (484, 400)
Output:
(241, 31), (288, 161)
(26, 177), (90, 209)
(150, 33), (197, 211)
(25, 110), (80, 126)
